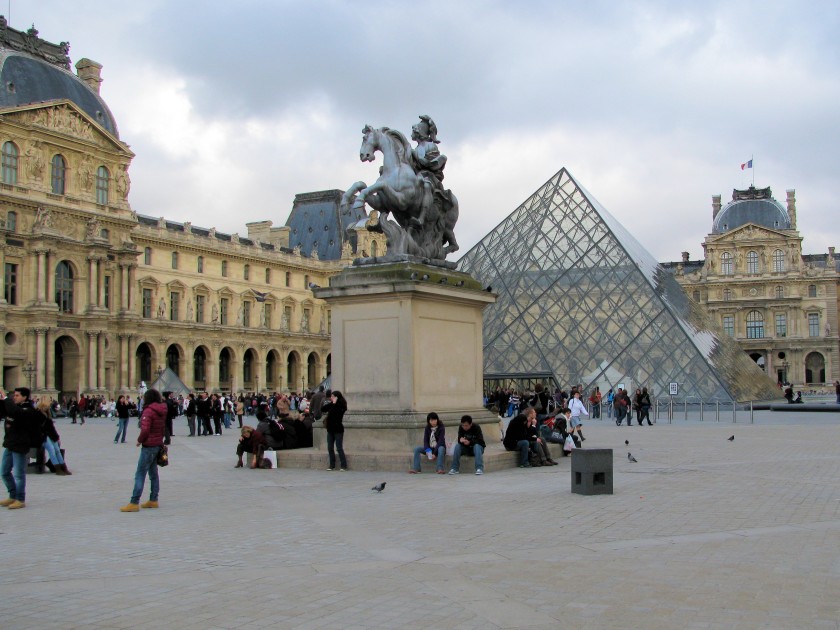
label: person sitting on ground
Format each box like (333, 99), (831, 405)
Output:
(526, 408), (557, 466)
(503, 407), (533, 468)
(36, 400), (71, 475)
(793, 391), (803, 403)
(236, 424), (267, 468)
(449, 415), (485, 475)
(410, 412), (446, 474)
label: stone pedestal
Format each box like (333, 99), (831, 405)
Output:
(281, 262), (499, 471)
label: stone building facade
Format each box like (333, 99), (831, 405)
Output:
(0, 22), (355, 401)
(667, 186), (839, 387)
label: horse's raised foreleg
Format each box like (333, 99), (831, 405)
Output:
(340, 182), (367, 214)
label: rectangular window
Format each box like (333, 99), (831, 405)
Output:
(265, 268), (271, 284)
(171, 252), (178, 269)
(221, 261), (228, 277)
(196, 295), (205, 323)
(103, 275), (111, 309)
(4, 262), (17, 304)
(243, 301), (251, 327)
(775, 313), (787, 338)
(327, 310), (331, 334)
(142, 288), (153, 318)
(144, 247), (152, 265)
(722, 315), (734, 337)
(220, 297), (229, 325)
(264, 303), (271, 328)
(170, 292), (180, 321)
(243, 264), (250, 281)
(809, 313), (820, 337)
(285, 271), (291, 287)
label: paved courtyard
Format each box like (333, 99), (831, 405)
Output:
(1, 410), (839, 629)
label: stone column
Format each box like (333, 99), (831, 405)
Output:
(128, 265), (136, 312)
(126, 335), (135, 392)
(120, 264), (129, 312)
(97, 332), (106, 390)
(87, 258), (97, 311)
(0, 246), (5, 305)
(45, 328), (56, 391)
(45, 250), (54, 306)
(0, 325), (5, 386)
(257, 347), (268, 394)
(36, 250), (47, 303)
(206, 346), (219, 393)
(97, 259), (106, 308)
(34, 328), (45, 390)
(184, 346), (195, 391)
(118, 334), (129, 391)
(86, 331), (97, 393)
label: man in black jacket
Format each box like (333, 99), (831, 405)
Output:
(448, 415), (486, 475)
(503, 408), (532, 468)
(196, 392), (212, 436)
(0, 387), (41, 509)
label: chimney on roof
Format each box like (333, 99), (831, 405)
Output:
(786, 189), (797, 229)
(712, 194), (721, 221)
(75, 58), (103, 94)
(681, 251), (690, 263)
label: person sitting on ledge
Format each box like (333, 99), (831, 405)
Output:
(448, 415), (485, 476)
(236, 423), (266, 469)
(793, 391), (803, 404)
(409, 412), (446, 474)
(503, 407), (533, 468)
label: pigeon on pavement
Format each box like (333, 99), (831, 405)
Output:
(728, 435), (735, 441)
(627, 452), (637, 462)
(625, 440), (629, 445)
(371, 482), (387, 493)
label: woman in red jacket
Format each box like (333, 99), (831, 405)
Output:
(120, 389), (167, 512)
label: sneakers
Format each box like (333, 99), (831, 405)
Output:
(119, 503), (139, 512)
(326, 467), (335, 471)
(0, 498), (15, 507)
(7, 500), (24, 509)
(475, 468), (484, 475)
(518, 463), (532, 468)
(448, 469), (459, 475)
(339, 468), (347, 472)
(436, 470), (446, 474)
(408, 470), (420, 474)
(140, 500), (159, 509)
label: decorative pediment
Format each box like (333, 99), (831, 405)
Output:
(0, 100), (131, 155)
(166, 279), (187, 291)
(708, 223), (788, 244)
(192, 283), (211, 294)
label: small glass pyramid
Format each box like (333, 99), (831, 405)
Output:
(456, 168), (779, 402)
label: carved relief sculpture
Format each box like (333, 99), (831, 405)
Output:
(25, 141), (45, 182)
(78, 154), (94, 192)
(116, 164), (131, 200)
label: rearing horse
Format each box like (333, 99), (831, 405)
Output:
(344, 125), (424, 230)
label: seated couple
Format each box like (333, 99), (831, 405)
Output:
(504, 406), (559, 468)
(235, 409), (297, 468)
(409, 413), (486, 476)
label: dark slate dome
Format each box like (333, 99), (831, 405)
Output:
(0, 25), (118, 137)
(712, 186), (790, 234)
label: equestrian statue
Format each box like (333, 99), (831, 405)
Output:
(340, 115), (459, 264)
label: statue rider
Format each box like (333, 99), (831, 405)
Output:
(410, 115), (447, 183)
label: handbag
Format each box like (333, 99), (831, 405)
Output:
(549, 430), (565, 444)
(157, 444), (169, 467)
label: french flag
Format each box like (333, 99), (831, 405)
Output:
(741, 159), (753, 170)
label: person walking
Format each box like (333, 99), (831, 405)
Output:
(321, 390), (348, 471)
(0, 387), (41, 509)
(120, 389), (167, 512)
(638, 387), (653, 426)
(114, 395), (130, 444)
(569, 390), (589, 441)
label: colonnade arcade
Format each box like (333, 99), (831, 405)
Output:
(12, 326), (329, 400)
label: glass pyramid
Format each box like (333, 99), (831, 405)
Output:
(456, 168), (780, 402)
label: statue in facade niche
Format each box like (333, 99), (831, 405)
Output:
(339, 115), (459, 264)
(186, 299), (194, 321)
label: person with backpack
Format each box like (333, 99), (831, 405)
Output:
(0, 387), (42, 509)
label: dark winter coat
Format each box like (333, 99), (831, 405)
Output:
(322, 399), (347, 434)
(1, 398), (41, 454)
(137, 402), (167, 447)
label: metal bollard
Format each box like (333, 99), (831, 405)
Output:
(668, 399), (673, 424)
(732, 401), (737, 423)
(750, 400), (754, 424)
(700, 401), (704, 421)
(716, 400), (720, 422)
(684, 399), (688, 420)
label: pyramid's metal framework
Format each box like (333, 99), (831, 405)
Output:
(456, 168), (779, 402)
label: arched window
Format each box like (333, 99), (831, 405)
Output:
(193, 348), (206, 384)
(746, 310), (764, 339)
(171, 251), (178, 269)
(747, 251), (759, 274)
(55, 260), (74, 313)
(50, 154), (66, 194)
(371, 240), (378, 257)
(95, 166), (109, 204)
(197, 256), (204, 273)
(775, 286), (784, 299)
(6, 210), (16, 232)
(720, 252), (733, 275)
(1, 141), (18, 184)
(772, 249), (785, 273)
(808, 284), (817, 298)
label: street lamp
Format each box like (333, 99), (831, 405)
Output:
(22, 362), (35, 391)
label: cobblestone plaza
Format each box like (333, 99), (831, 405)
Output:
(2, 412), (838, 629)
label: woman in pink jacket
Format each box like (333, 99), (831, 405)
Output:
(120, 389), (167, 512)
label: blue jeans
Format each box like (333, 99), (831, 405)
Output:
(412, 445), (445, 472)
(327, 432), (347, 469)
(43, 438), (65, 465)
(114, 418), (129, 443)
(450, 443), (484, 472)
(508, 439), (530, 466)
(223, 413), (232, 429)
(1, 449), (27, 502)
(130, 446), (160, 504)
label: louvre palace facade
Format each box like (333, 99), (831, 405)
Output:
(0, 21), (386, 401)
(666, 186), (839, 388)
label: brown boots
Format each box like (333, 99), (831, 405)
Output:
(54, 464), (72, 475)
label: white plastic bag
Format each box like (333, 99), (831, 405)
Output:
(563, 435), (576, 452)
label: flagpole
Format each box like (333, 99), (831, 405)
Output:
(751, 154), (755, 186)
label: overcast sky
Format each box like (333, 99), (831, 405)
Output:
(15, 0), (840, 262)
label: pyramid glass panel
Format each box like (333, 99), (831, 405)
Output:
(457, 168), (780, 402)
